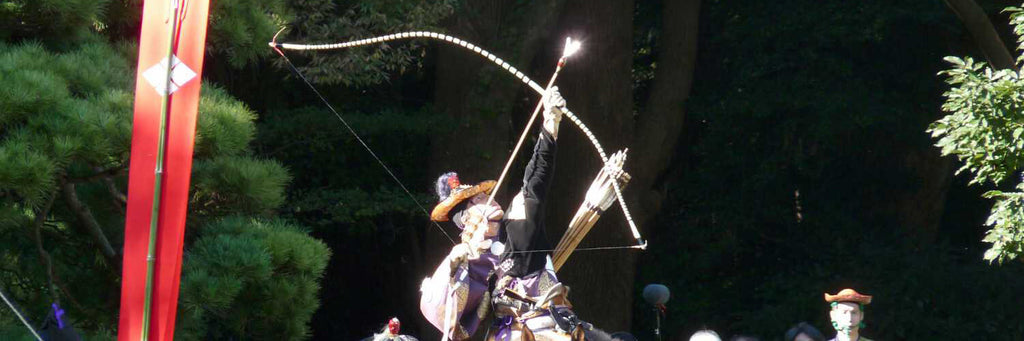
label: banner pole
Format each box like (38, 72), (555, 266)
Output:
(139, 1), (180, 340)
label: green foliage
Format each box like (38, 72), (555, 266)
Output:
(287, 187), (433, 230)
(256, 105), (444, 233)
(0, 0), (110, 45)
(207, 0), (291, 68)
(246, 45), (452, 334)
(195, 86), (258, 158)
(932, 56), (1024, 186)
(0, 41), (132, 207)
(191, 156), (291, 217)
(282, 0), (458, 86)
(632, 1), (1024, 339)
(0, 33), (323, 340)
(931, 5), (1024, 263)
(0, 138), (56, 207)
(0, 324), (116, 341)
(176, 216), (330, 341)
(1, 0), (292, 69)
(1009, 6), (1024, 65)
(981, 185), (1024, 262)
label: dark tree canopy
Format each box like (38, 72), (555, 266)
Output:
(3, 0), (1024, 340)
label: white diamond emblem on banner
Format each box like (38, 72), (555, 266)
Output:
(142, 55), (197, 96)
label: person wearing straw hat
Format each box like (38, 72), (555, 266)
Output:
(824, 289), (874, 341)
(420, 87), (603, 341)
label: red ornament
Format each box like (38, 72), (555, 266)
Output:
(447, 175), (460, 190)
(388, 317), (400, 335)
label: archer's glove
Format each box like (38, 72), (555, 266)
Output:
(544, 86), (566, 124)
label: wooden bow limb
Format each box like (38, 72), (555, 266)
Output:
(273, 32), (646, 247)
(552, 150), (631, 272)
(485, 38), (580, 210)
(470, 38), (578, 260)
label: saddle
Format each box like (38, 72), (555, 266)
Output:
(488, 283), (589, 341)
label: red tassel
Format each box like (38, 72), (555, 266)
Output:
(388, 317), (400, 335)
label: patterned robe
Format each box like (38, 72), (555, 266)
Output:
(421, 131), (582, 340)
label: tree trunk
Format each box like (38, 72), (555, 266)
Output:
(62, 182), (118, 265)
(628, 0), (701, 240)
(547, 0), (702, 332)
(888, 147), (956, 242)
(544, 0), (636, 332)
(944, 0), (1016, 70)
(31, 189), (61, 303)
(429, 0), (567, 180)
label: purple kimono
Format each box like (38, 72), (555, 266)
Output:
(420, 247), (499, 340)
(422, 130), (562, 340)
(419, 247), (561, 340)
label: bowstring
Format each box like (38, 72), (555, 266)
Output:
(503, 244), (646, 254)
(272, 50), (641, 254)
(271, 31), (645, 248)
(0, 286), (43, 341)
(272, 48), (457, 246)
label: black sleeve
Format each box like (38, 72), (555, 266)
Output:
(499, 131), (557, 277)
(521, 130), (557, 201)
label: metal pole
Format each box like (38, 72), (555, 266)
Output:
(654, 307), (662, 341)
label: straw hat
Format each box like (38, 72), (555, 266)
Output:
(824, 288), (872, 305)
(430, 172), (496, 223)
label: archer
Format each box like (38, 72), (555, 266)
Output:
(419, 88), (627, 341)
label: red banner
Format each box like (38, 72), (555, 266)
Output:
(118, 0), (210, 340)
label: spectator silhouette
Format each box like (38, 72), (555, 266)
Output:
(785, 322), (825, 341)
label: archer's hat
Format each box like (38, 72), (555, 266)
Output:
(824, 288), (872, 305)
(430, 172), (496, 223)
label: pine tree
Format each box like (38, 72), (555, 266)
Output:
(0, 2), (330, 340)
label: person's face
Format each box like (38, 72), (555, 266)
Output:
(793, 332), (816, 341)
(463, 192), (503, 238)
(829, 302), (863, 333)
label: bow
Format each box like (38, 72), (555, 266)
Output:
(271, 31), (647, 251)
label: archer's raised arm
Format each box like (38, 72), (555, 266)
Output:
(542, 87), (566, 139)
